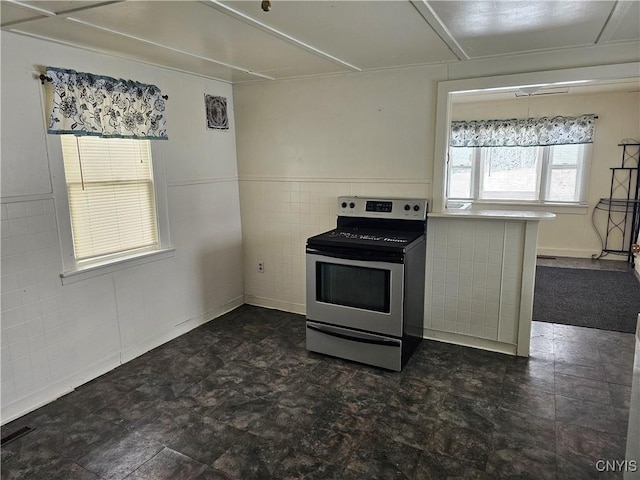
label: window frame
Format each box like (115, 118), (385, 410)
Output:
(49, 135), (174, 284)
(431, 63), (640, 213)
(447, 144), (590, 205)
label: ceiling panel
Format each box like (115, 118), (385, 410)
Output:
(2, 1), (639, 84)
(8, 16), (261, 83)
(66, 1), (350, 78)
(429, 0), (616, 57)
(604, 1), (640, 43)
(21, 1), (112, 13)
(0, 2), (46, 26)
(0, 0), (117, 25)
(220, 0), (458, 69)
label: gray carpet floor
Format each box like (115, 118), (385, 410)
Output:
(533, 265), (640, 333)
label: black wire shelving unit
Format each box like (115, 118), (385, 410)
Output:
(592, 143), (640, 266)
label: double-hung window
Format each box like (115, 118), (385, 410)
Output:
(448, 143), (588, 203)
(60, 135), (159, 264)
(447, 114), (596, 206)
(44, 66), (172, 280)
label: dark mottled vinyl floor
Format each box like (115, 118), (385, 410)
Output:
(1, 305), (635, 479)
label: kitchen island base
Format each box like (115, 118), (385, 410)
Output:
(424, 210), (555, 357)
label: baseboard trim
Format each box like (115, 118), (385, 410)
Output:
(1, 296), (245, 426)
(120, 295), (245, 364)
(244, 295), (306, 315)
(1, 353), (121, 426)
(423, 328), (518, 356)
(536, 247), (610, 259)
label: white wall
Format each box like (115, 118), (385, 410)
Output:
(2, 30), (639, 422)
(235, 66), (445, 311)
(451, 90), (640, 259)
(637, 233), (640, 277)
(0, 32), (244, 423)
(234, 44), (640, 313)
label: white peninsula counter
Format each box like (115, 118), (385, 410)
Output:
(424, 208), (555, 357)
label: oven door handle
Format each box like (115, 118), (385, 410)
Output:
(306, 247), (403, 263)
(307, 323), (401, 347)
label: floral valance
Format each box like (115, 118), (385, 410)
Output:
(450, 114), (596, 147)
(46, 67), (168, 139)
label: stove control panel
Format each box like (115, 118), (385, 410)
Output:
(337, 196), (427, 220)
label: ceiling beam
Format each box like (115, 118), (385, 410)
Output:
(201, 0), (362, 72)
(410, 0), (469, 61)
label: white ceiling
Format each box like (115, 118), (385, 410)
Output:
(452, 78), (640, 104)
(2, 0), (639, 84)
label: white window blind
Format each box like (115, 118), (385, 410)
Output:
(60, 135), (159, 262)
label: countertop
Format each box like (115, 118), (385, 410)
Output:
(428, 208), (556, 221)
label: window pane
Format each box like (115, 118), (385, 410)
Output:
(547, 144), (582, 201)
(480, 147), (541, 200)
(548, 168), (578, 202)
(448, 147), (474, 199)
(61, 135), (159, 262)
(550, 144), (580, 166)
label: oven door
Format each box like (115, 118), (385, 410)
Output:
(306, 250), (404, 337)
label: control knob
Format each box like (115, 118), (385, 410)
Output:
(349, 202), (355, 208)
(404, 204), (410, 211)
(341, 202), (347, 208)
(413, 205), (420, 211)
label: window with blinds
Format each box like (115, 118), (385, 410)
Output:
(60, 135), (159, 263)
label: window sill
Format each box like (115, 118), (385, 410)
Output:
(60, 247), (175, 285)
(448, 200), (589, 215)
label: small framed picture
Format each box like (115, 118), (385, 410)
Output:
(204, 94), (229, 130)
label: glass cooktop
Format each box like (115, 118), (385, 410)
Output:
(307, 228), (424, 251)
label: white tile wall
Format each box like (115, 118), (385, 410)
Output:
(1, 181), (245, 421)
(239, 179), (430, 312)
(2, 199), (70, 405)
(425, 217), (524, 344)
(499, 222), (525, 344)
(2, 203), (125, 401)
(0, 181), (243, 421)
(1, 31), (245, 423)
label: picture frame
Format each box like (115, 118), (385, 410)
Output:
(204, 94), (229, 130)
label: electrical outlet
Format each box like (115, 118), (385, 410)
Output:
(257, 261), (264, 273)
